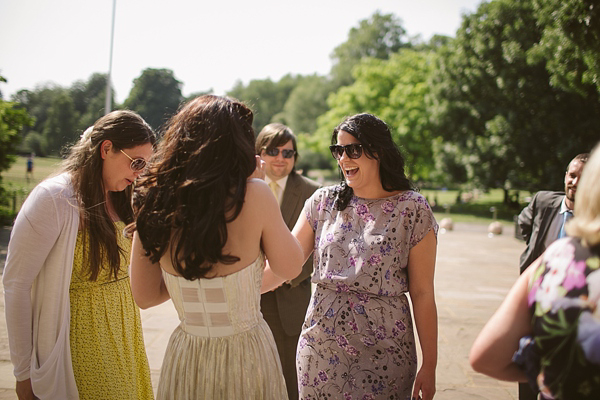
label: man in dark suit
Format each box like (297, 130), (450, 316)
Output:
(516, 152), (588, 400)
(256, 123), (320, 400)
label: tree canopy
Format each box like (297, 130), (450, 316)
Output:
(429, 0), (600, 197)
(0, 75), (33, 175)
(330, 11), (410, 88)
(123, 68), (183, 131)
(316, 49), (435, 182)
(3, 4), (600, 201)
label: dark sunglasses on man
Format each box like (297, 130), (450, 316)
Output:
(329, 144), (363, 160)
(262, 147), (296, 159)
(120, 149), (147, 172)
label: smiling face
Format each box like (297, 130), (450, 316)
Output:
(335, 130), (383, 198)
(260, 139), (295, 181)
(564, 159), (585, 209)
(101, 140), (153, 193)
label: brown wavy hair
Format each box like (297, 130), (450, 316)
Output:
(61, 110), (156, 281)
(133, 95), (256, 280)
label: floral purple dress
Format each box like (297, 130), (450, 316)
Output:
(514, 237), (600, 399)
(296, 186), (437, 400)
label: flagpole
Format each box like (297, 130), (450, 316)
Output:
(105, 0), (116, 114)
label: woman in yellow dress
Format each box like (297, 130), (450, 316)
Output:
(3, 110), (156, 399)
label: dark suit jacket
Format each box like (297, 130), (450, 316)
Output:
(261, 172), (320, 336)
(518, 191), (564, 273)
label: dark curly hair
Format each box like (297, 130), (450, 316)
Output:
(133, 95), (256, 280)
(331, 113), (414, 210)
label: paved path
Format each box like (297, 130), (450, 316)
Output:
(0, 222), (524, 399)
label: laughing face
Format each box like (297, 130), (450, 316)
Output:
(335, 130), (382, 198)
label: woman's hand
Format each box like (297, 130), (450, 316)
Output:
(249, 155), (266, 180)
(412, 364), (436, 400)
(16, 379), (37, 400)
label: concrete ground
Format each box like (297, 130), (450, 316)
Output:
(0, 222), (524, 399)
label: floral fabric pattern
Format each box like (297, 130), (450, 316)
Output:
(517, 237), (600, 399)
(297, 186), (437, 400)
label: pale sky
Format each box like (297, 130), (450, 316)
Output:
(0, 0), (482, 104)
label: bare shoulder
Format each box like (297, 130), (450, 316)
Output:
(246, 179), (271, 199)
(244, 180), (277, 212)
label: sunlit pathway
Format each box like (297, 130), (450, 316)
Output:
(0, 222), (524, 399)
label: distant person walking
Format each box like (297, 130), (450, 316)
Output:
(25, 153), (34, 183)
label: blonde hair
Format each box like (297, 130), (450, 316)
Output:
(566, 142), (600, 246)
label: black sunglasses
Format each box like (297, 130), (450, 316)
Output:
(120, 149), (147, 172)
(329, 144), (363, 160)
(262, 147), (296, 159)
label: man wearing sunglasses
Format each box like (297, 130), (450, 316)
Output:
(256, 123), (320, 400)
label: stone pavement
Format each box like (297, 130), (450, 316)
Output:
(0, 222), (524, 399)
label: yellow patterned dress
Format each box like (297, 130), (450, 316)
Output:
(69, 221), (154, 399)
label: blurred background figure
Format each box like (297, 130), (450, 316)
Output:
(256, 123), (320, 400)
(516, 152), (589, 399)
(25, 153), (34, 183)
(470, 143), (600, 400)
(518, 153), (589, 273)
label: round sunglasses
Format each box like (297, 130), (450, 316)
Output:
(329, 144), (363, 160)
(120, 149), (147, 172)
(262, 147), (296, 159)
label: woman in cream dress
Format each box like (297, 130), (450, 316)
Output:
(130, 95), (304, 399)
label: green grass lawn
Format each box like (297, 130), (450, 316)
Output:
(0, 156), (63, 221)
(2, 155), (63, 191)
(421, 188), (532, 224)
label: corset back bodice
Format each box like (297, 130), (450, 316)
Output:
(162, 253), (265, 338)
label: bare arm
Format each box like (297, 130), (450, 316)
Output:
(260, 261), (285, 293)
(258, 182), (304, 284)
(261, 205), (315, 293)
(408, 230), (438, 400)
(469, 259), (538, 381)
(129, 232), (170, 309)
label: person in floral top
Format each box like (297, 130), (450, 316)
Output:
(290, 113), (439, 400)
(470, 144), (600, 399)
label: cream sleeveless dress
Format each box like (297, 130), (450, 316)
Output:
(157, 252), (289, 399)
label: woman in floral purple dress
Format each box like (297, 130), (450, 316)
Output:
(291, 114), (438, 400)
(470, 144), (600, 399)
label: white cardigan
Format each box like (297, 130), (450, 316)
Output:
(3, 173), (80, 399)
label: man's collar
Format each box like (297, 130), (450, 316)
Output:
(559, 197), (572, 214)
(265, 174), (289, 189)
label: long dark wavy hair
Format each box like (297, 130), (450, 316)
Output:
(331, 113), (414, 210)
(60, 110), (156, 281)
(133, 95), (256, 280)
